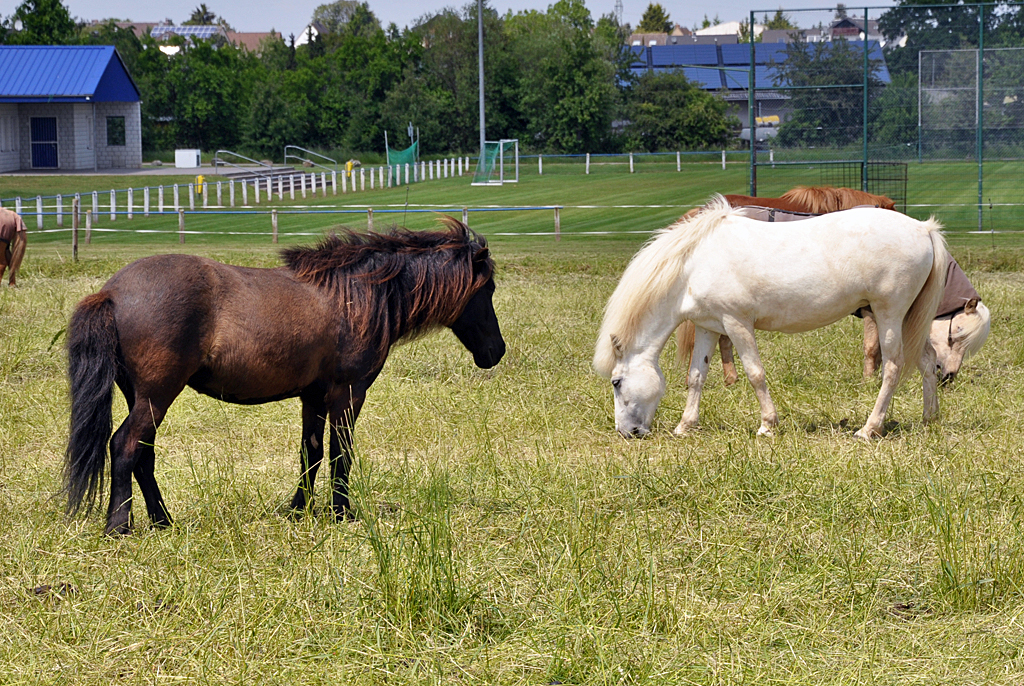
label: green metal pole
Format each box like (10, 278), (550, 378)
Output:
(749, 10), (756, 196)
(863, 8), (870, 191)
(977, 3), (985, 232)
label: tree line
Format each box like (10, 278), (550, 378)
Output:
(0, 0), (735, 157)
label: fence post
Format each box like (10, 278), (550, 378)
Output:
(188, 183), (195, 211)
(92, 191), (98, 222)
(629, 152), (634, 173)
(242, 180), (248, 205)
(36, 195), (43, 229)
(721, 150), (726, 170)
(554, 207), (560, 242)
(159, 185), (164, 213)
(202, 181), (208, 208)
(289, 175), (295, 200)
(379, 166), (383, 189)
(388, 166), (393, 188)
(277, 175), (283, 201)
(75, 193), (81, 227)
(217, 181), (223, 206)
(178, 209), (185, 244)
(370, 167), (375, 190)
(15, 197), (21, 215)
(173, 184), (179, 211)
(332, 171), (337, 195)
(677, 151), (681, 172)
(341, 171), (347, 194)
(255, 179), (261, 203)
(405, 163), (410, 185)
(421, 162), (425, 181)
(309, 173), (316, 196)
(56, 194), (63, 227)
(539, 155), (543, 175)
(72, 196), (79, 261)
(144, 187), (150, 217)
(586, 153), (590, 175)
(320, 172), (326, 197)
(360, 168), (366, 192)
(110, 189), (116, 221)
(85, 207), (92, 244)
(462, 208), (468, 225)
(267, 177), (273, 201)
(229, 180), (235, 207)
(272, 209), (278, 244)
(367, 208), (373, 231)
(302, 173), (308, 198)
(127, 188), (133, 220)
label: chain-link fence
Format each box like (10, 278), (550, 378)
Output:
(747, 3), (1024, 231)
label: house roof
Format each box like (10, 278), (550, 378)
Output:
(227, 31), (282, 52)
(0, 45), (140, 103)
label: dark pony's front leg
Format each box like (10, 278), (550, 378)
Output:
(327, 384), (368, 520)
(290, 389), (328, 513)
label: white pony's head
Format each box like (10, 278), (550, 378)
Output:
(930, 299), (990, 383)
(594, 196), (733, 437)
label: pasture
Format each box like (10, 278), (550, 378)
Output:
(2, 167), (1024, 683)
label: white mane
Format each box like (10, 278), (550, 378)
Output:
(593, 195), (735, 377)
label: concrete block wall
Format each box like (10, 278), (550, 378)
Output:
(17, 103), (77, 170)
(0, 103), (18, 173)
(72, 103), (96, 169)
(94, 101), (142, 169)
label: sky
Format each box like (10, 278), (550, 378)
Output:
(58, 0), (897, 41)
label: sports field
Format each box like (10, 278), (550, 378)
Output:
(2, 166), (1024, 684)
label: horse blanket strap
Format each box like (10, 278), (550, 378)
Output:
(0, 208), (27, 243)
(740, 206), (820, 223)
(936, 256), (981, 318)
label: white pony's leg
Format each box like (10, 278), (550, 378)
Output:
(722, 317), (777, 436)
(918, 339), (939, 423)
(674, 326), (717, 436)
(856, 314), (903, 439)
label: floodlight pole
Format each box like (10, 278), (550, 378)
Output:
(478, 0), (486, 158)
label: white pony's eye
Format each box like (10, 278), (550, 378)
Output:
(611, 377), (622, 389)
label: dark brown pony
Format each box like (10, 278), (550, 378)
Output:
(64, 217), (505, 535)
(0, 208), (27, 286)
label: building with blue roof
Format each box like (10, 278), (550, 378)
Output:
(630, 39), (891, 140)
(0, 45), (142, 172)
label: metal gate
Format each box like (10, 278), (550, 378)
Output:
(30, 117), (57, 168)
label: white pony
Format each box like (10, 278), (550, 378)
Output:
(594, 196), (948, 440)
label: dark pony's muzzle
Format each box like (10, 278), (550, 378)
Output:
(474, 339), (506, 369)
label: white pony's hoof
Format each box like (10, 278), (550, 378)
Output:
(853, 428), (877, 441)
(673, 423), (694, 437)
(756, 425), (774, 437)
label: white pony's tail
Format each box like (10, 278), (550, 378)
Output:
(901, 219), (948, 383)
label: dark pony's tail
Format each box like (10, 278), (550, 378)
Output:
(64, 292), (119, 516)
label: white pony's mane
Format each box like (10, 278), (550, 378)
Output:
(956, 300), (991, 356)
(593, 195), (735, 377)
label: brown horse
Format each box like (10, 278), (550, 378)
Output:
(64, 218), (506, 535)
(0, 208), (27, 286)
(679, 188), (898, 385)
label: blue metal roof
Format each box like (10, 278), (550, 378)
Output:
(0, 46), (140, 103)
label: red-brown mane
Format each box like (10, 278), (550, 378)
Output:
(722, 186), (896, 214)
(281, 216), (494, 364)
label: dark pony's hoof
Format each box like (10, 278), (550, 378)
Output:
(104, 523), (133, 537)
(332, 505), (357, 522)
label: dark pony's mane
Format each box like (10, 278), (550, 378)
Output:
(281, 216), (494, 365)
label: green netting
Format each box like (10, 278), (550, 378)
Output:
(387, 141), (418, 167)
(472, 141), (516, 185)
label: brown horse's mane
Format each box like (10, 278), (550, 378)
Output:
(281, 216), (493, 365)
(779, 186), (896, 212)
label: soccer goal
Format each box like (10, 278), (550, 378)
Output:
(471, 139), (519, 186)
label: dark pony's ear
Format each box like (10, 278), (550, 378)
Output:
(965, 298), (979, 315)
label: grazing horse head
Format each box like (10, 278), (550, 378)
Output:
(931, 298), (990, 384)
(594, 198), (733, 437)
(282, 216), (505, 369)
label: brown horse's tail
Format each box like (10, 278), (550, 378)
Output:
(64, 291), (119, 516)
(900, 220), (948, 383)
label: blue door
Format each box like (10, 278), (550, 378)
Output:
(31, 117), (58, 168)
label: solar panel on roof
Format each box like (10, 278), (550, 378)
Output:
(151, 25), (224, 40)
(650, 44), (718, 67)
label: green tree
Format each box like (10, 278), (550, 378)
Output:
(311, 0), (361, 34)
(243, 81), (304, 157)
(763, 9), (797, 30)
(4, 0), (77, 45)
(79, 20), (143, 75)
(772, 38), (885, 147)
(185, 4), (217, 25)
(638, 3), (671, 33)
(624, 71), (735, 151)
(869, 71), (917, 156)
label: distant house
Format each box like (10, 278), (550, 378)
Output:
(0, 45), (142, 172)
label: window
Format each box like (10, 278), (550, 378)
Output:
(106, 116), (125, 146)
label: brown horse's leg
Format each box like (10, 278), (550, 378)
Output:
(719, 334), (739, 386)
(327, 386), (368, 520)
(862, 310), (882, 379)
(290, 390), (327, 512)
(106, 392), (177, 535)
(0, 241), (9, 285)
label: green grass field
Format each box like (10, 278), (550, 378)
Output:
(2, 168), (1024, 684)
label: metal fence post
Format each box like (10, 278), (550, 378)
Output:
(56, 194), (63, 227)
(272, 209), (278, 243)
(178, 209), (185, 243)
(72, 196), (79, 261)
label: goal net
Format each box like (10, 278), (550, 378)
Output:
(471, 140), (519, 186)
